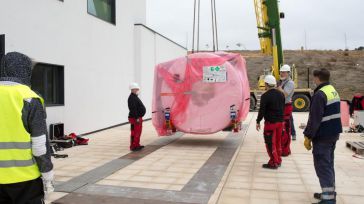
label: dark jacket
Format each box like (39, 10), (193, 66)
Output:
(257, 88), (285, 124)
(304, 82), (341, 143)
(128, 93), (146, 119)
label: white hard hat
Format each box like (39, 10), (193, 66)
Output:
(129, 82), (140, 90)
(264, 75), (277, 86)
(280, 64), (291, 72)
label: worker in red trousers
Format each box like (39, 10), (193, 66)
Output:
(128, 83), (146, 151)
(256, 75), (285, 169)
(278, 64), (295, 156)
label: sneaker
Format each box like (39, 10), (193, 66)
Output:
(262, 164), (278, 169)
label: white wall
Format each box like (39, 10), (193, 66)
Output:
(0, 0), (186, 135)
(0, 0), (147, 134)
(134, 25), (187, 119)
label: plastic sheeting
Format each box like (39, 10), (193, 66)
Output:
(152, 52), (250, 136)
(341, 101), (350, 127)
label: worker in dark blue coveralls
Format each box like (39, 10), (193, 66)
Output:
(304, 68), (342, 204)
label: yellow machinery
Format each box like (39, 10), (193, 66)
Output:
(250, 0), (312, 112)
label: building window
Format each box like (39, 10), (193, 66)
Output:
(31, 63), (64, 106)
(87, 0), (116, 24)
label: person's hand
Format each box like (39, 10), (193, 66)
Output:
(304, 136), (312, 151)
(256, 123), (261, 131)
(41, 171), (55, 195)
(136, 118), (140, 124)
(277, 86), (284, 92)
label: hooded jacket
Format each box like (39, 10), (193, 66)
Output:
(0, 52), (53, 174)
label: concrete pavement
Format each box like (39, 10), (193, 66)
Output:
(47, 113), (364, 204)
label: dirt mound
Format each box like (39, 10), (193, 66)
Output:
(235, 50), (364, 100)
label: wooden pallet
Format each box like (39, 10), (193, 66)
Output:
(346, 141), (364, 155)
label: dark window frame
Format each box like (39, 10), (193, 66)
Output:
(87, 0), (116, 25)
(31, 63), (65, 107)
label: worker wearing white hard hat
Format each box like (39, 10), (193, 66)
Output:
(129, 82), (140, 90)
(278, 64), (296, 156)
(256, 75), (285, 169)
(279, 65), (297, 140)
(280, 64), (291, 72)
(127, 82), (146, 151)
(280, 65), (297, 141)
(264, 75), (277, 86)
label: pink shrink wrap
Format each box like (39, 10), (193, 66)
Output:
(152, 52), (250, 136)
(341, 101), (350, 127)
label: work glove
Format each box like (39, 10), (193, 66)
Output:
(42, 170), (55, 196)
(304, 136), (312, 151)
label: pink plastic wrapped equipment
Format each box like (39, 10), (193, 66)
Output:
(152, 52), (250, 136)
(341, 101), (350, 127)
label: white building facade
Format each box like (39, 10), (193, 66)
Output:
(0, 0), (186, 134)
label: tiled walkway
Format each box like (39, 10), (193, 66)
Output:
(48, 113), (364, 204)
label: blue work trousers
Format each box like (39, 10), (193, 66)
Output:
(313, 141), (337, 203)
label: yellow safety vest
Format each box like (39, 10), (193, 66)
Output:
(0, 83), (44, 184)
(320, 85), (340, 106)
(317, 84), (342, 137)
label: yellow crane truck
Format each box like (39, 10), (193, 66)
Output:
(250, 0), (312, 111)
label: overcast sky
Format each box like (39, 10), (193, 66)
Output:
(147, 0), (364, 51)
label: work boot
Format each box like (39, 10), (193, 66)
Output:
(312, 200), (336, 204)
(134, 146), (145, 151)
(314, 193), (322, 200)
(131, 148), (140, 152)
(262, 164), (278, 169)
(131, 146), (144, 152)
(282, 152), (291, 157)
(314, 192), (337, 200)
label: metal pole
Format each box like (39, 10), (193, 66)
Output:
(272, 28), (277, 46)
(197, 0), (201, 52)
(307, 67), (310, 88)
(211, 0), (216, 51)
(192, 0), (197, 53)
(213, 0), (219, 51)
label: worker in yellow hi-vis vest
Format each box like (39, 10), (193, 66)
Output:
(304, 68), (342, 204)
(0, 52), (54, 204)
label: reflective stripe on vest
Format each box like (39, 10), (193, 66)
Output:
(0, 142), (31, 149)
(322, 113), (341, 122)
(0, 159), (35, 168)
(0, 83), (43, 184)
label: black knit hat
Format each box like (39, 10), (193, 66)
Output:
(0, 52), (32, 86)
